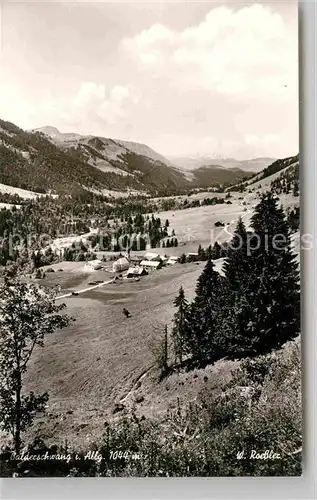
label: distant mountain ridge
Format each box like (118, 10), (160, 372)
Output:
(169, 156), (276, 173)
(33, 126), (175, 167)
(0, 119), (258, 196)
(226, 154), (299, 194)
(29, 125), (254, 190)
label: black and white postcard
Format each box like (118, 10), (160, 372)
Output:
(0, 0), (301, 478)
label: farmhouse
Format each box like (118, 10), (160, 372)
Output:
(169, 255), (179, 261)
(129, 255), (143, 264)
(143, 251), (161, 261)
(139, 260), (162, 271)
(126, 266), (148, 278)
(112, 257), (130, 273)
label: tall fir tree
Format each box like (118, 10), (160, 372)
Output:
(206, 245), (213, 260)
(197, 244), (206, 260)
(187, 260), (230, 366)
(222, 217), (254, 354)
(212, 241), (222, 259)
(223, 217), (250, 293)
(246, 192), (300, 353)
(172, 287), (190, 365)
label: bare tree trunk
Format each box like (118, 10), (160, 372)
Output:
(163, 326), (168, 374)
(14, 372), (22, 456)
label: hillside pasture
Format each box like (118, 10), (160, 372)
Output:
(25, 260), (217, 447)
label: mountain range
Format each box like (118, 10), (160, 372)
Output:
(169, 156), (276, 173)
(0, 119), (272, 196)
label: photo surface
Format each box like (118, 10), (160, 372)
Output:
(0, 0), (300, 477)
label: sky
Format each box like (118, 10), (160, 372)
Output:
(0, 1), (298, 160)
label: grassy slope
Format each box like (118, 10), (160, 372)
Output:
(24, 262), (206, 446)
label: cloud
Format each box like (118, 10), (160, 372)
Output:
(72, 82), (106, 108)
(62, 82), (138, 128)
(0, 2), (298, 158)
(244, 133), (280, 147)
(121, 4), (297, 100)
(3, 81), (139, 135)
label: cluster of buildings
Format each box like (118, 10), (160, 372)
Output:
(113, 251), (179, 277)
(83, 251), (180, 279)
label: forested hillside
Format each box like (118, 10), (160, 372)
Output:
(0, 119), (254, 197)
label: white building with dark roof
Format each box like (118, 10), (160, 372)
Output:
(112, 257), (130, 273)
(139, 260), (162, 270)
(143, 251), (161, 261)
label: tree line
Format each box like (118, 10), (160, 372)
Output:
(169, 193), (300, 369)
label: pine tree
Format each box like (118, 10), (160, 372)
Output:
(206, 245), (213, 260)
(179, 253), (187, 264)
(222, 196), (300, 356)
(172, 287), (190, 365)
(212, 241), (222, 259)
(187, 260), (230, 366)
(293, 181), (299, 197)
(223, 217), (250, 293)
(197, 244), (207, 261)
(221, 217), (255, 355)
(246, 192), (300, 353)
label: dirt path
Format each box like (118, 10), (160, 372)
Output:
(56, 278), (114, 300)
(119, 364), (155, 404)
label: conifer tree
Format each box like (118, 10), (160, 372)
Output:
(197, 244), (206, 260)
(247, 192), (300, 352)
(179, 253), (187, 264)
(223, 217), (250, 293)
(221, 217), (255, 355)
(172, 287), (190, 365)
(223, 195), (300, 356)
(206, 245), (213, 260)
(187, 260), (230, 366)
(212, 241), (222, 259)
